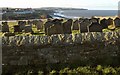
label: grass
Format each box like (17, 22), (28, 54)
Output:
(2, 65), (120, 74)
(8, 21), (18, 33)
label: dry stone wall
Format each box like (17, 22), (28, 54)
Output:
(2, 31), (120, 66)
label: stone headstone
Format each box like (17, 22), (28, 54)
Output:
(2, 22), (9, 32)
(36, 20), (44, 30)
(52, 19), (63, 34)
(114, 17), (120, 27)
(27, 20), (33, 25)
(72, 19), (79, 30)
(24, 25), (32, 33)
(63, 19), (73, 34)
(47, 21), (63, 35)
(14, 25), (22, 32)
(100, 18), (108, 29)
(18, 21), (26, 31)
(79, 19), (91, 33)
(47, 25), (57, 36)
(107, 18), (113, 26)
(79, 18), (84, 22)
(32, 20), (38, 25)
(44, 20), (54, 35)
(90, 18), (98, 23)
(89, 22), (103, 32)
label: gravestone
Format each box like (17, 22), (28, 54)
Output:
(79, 18), (84, 23)
(47, 19), (63, 35)
(114, 17), (120, 27)
(2, 22), (9, 32)
(14, 25), (22, 32)
(44, 19), (54, 35)
(72, 19), (79, 30)
(32, 20), (38, 25)
(52, 19), (63, 34)
(90, 18), (98, 23)
(107, 18), (113, 26)
(18, 21), (26, 31)
(24, 25), (33, 33)
(79, 19), (91, 33)
(47, 25), (56, 36)
(89, 22), (103, 32)
(27, 20), (33, 25)
(100, 18), (108, 29)
(63, 19), (73, 34)
(36, 20), (44, 31)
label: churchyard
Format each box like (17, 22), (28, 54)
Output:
(1, 17), (120, 37)
(1, 17), (120, 74)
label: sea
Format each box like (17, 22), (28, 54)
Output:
(0, 10), (119, 20)
(55, 10), (118, 19)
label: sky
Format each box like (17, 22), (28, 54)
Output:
(0, 0), (120, 10)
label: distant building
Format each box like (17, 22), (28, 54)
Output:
(13, 8), (35, 14)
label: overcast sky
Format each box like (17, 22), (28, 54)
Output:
(0, 0), (119, 10)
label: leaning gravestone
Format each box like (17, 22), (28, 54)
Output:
(89, 22), (103, 32)
(63, 19), (73, 34)
(2, 22), (9, 32)
(24, 25), (33, 33)
(100, 18), (108, 29)
(114, 17), (120, 27)
(14, 25), (22, 32)
(72, 19), (79, 30)
(79, 19), (91, 33)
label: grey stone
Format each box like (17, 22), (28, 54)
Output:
(2, 22), (9, 32)
(107, 18), (113, 25)
(100, 18), (108, 29)
(114, 17), (120, 27)
(27, 20), (33, 25)
(79, 20), (90, 33)
(51, 35), (61, 45)
(24, 25), (32, 33)
(63, 19), (73, 34)
(39, 36), (50, 45)
(72, 19), (79, 30)
(14, 25), (22, 32)
(92, 32), (104, 42)
(90, 18), (98, 23)
(36, 20), (44, 31)
(18, 56), (28, 65)
(72, 34), (82, 44)
(18, 21), (26, 31)
(44, 20), (54, 35)
(34, 36), (41, 46)
(89, 22), (103, 32)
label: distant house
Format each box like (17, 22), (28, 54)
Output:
(13, 8), (35, 14)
